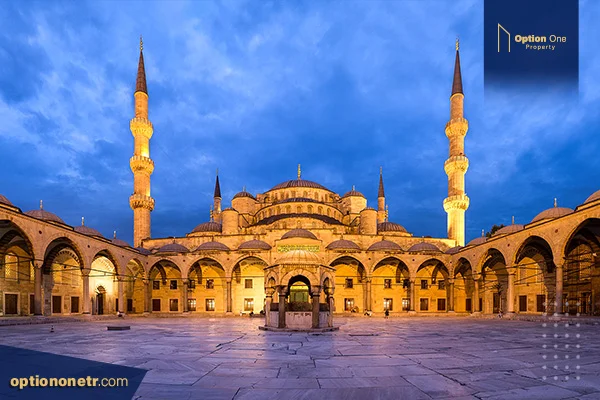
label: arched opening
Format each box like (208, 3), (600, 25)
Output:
(90, 255), (117, 315)
(480, 249), (508, 314)
(563, 219), (600, 316)
(0, 221), (35, 315)
(287, 275), (311, 311)
(148, 260), (182, 313)
(42, 238), (84, 316)
(373, 257), (410, 313)
(454, 258), (474, 312)
(187, 258), (225, 313)
(330, 256), (365, 313)
(96, 286), (106, 315)
(232, 257), (266, 314)
(125, 259), (145, 314)
(416, 259), (449, 313)
(514, 236), (554, 314)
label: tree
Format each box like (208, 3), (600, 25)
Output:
(485, 224), (505, 238)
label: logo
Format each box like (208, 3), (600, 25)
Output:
(497, 22), (567, 52)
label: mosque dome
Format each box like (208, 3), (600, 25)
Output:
(367, 240), (403, 251)
(531, 207), (573, 223)
(112, 238), (130, 247)
(342, 189), (365, 198)
(136, 247), (152, 255)
(233, 190), (256, 200)
(270, 179), (330, 191)
(238, 240), (272, 250)
(407, 242), (441, 253)
(277, 249), (321, 265)
(584, 189), (600, 204)
(191, 221), (222, 233)
(377, 222), (408, 233)
(281, 228), (318, 240)
(74, 225), (103, 237)
(326, 239), (360, 251)
(0, 194), (14, 207)
(494, 224), (524, 236)
(25, 208), (65, 224)
(466, 237), (487, 247)
(157, 243), (189, 253)
(445, 246), (463, 254)
(195, 241), (230, 251)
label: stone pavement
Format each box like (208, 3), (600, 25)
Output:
(1, 316), (599, 399)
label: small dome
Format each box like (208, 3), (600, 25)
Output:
(270, 179), (330, 191)
(367, 240), (403, 251)
(326, 239), (360, 251)
(112, 238), (130, 247)
(25, 209), (65, 224)
(281, 228), (318, 240)
(74, 225), (103, 237)
(191, 221), (222, 233)
(195, 241), (230, 251)
(136, 247), (152, 255)
(407, 242), (441, 253)
(157, 243), (189, 253)
(494, 224), (524, 236)
(0, 194), (14, 207)
(531, 207), (574, 223)
(446, 246), (463, 254)
(238, 240), (272, 250)
(233, 191), (256, 200)
(343, 189), (365, 198)
(378, 222), (408, 233)
(278, 249), (321, 265)
(466, 237), (487, 247)
(584, 190), (600, 204)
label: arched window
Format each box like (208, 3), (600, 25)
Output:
(303, 191), (308, 197)
(276, 206), (281, 214)
(291, 191), (296, 198)
(327, 209), (331, 217)
(297, 206), (302, 213)
(318, 206), (323, 214)
(286, 205), (291, 214)
(308, 205), (313, 213)
(4, 253), (18, 280)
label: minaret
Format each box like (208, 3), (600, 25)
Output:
(443, 38), (470, 246)
(129, 36), (155, 247)
(377, 167), (386, 223)
(213, 169), (222, 221)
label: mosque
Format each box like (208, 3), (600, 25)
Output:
(0, 40), (599, 326)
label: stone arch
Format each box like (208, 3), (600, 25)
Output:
(479, 248), (508, 314)
(42, 237), (85, 274)
(0, 220), (36, 262)
(453, 257), (474, 312)
(93, 249), (121, 276)
(231, 256), (267, 314)
(280, 269), (320, 289)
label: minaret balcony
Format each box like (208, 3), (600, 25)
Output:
(445, 117), (468, 138)
(443, 194), (470, 212)
(130, 117), (154, 139)
(130, 155), (155, 174)
(444, 155), (469, 174)
(129, 194), (155, 211)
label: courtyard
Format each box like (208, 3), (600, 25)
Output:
(1, 316), (599, 399)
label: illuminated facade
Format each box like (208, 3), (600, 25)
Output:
(1, 41), (600, 322)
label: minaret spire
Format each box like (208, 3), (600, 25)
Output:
(129, 37), (155, 247)
(443, 39), (470, 246)
(377, 167), (386, 223)
(213, 169), (222, 219)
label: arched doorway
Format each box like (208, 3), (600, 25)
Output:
(288, 275), (311, 310)
(96, 286), (106, 315)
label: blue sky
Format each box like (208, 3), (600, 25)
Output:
(1, 0), (599, 245)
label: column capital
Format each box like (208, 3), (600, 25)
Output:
(447, 278), (455, 284)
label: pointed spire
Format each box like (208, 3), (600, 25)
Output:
(214, 170), (221, 198)
(297, 164), (302, 180)
(378, 167), (385, 198)
(451, 38), (463, 96)
(135, 35), (147, 94)
(81, 217), (85, 226)
(39, 200), (43, 210)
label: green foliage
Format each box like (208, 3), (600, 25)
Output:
(485, 224), (505, 238)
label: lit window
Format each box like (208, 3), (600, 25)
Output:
(244, 298), (254, 312)
(170, 280), (178, 290)
(205, 298), (215, 311)
(206, 279), (214, 289)
(421, 280), (428, 290)
(384, 298), (393, 311)
(188, 298), (196, 311)
(344, 298), (354, 311)
(188, 280), (196, 289)
(384, 279), (392, 289)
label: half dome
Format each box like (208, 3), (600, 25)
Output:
(281, 228), (318, 240)
(238, 240), (272, 250)
(466, 237), (487, 247)
(326, 239), (360, 251)
(378, 222), (408, 233)
(195, 241), (230, 251)
(270, 179), (329, 191)
(494, 224), (524, 236)
(25, 209), (65, 224)
(531, 207), (573, 223)
(157, 243), (189, 253)
(277, 249), (321, 265)
(407, 242), (441, 253)
(191, 221), (222, 233)
(367, 240), (403, 251)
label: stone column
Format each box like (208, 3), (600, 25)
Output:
(82, 272), (90, 314)
(143, 279), (151, 313)
(327, 295), (334, 327)
(183, 279), (189, 312)
(117, 276), (124, 313)
(278, 288), (286, 329)
(312, 289), (321, 329)
(473, 275), (480, 313)
(265, 292), (273, 326)
(447, 278), (455, 312)
(226, 279), (232, 313)
(409, 279), (416, 312)
(555, 263), (564, 315)
(366, 278), (372, 312)
(506, 269), (515, 314)
(34, 264), (43, 315)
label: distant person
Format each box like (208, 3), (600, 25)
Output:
(384, 309), (390, 319)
